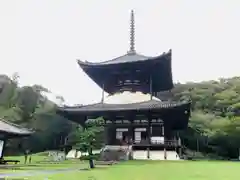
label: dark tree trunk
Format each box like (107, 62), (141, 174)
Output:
(88, 147), (94, 169)
(89, 159), (94, 169)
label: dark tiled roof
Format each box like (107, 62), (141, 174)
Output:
(57, 100), (190, 113)
(0, 118), (33, 136)
(77, 50), (171, 66)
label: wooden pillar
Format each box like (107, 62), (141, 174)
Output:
(105, 115), (114, 145)
(147, 114), (151, 159)
(149, 75), (153, 100)
(174, 135), (177, 152)
(179, 146), (182, 158)
(177, 132), (182, 158)
(129, 115), (135, 144)
(112, 115), (116, 145)
(104, 126), (109, 145)
(101, 83), (105, 103)
(108, 126), (114, 145)
(127, 114), (134, 160)
(103, 118), (108, 145)
(162, 124), (164, 137)
(163, 123), (167, 160)
(147, 114), (152, 143)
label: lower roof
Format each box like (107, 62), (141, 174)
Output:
(77, 50), (173, 94)
(57, 100), (191, 130)
(0, 118), (33, 138)
(57, 100), (191, 114)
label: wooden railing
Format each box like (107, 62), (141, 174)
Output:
(133, 139), (180, 146)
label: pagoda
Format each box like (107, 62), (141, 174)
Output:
(57, 10), (191, 160)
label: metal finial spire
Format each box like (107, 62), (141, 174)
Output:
(128, 10), (136, 54)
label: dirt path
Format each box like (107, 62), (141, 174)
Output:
(0, 167), (87, 178)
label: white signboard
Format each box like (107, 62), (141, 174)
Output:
(151, 136), (164, 144)
(0, 140), (4, 158)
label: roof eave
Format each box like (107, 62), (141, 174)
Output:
(56, 100), (191, 114)
(0, 118), (34, 138)
(76, 49), (172, 67)
(0, 130), (33, 138)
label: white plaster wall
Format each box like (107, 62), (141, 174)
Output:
(104, 91), (161, 104)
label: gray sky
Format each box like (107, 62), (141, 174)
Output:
(0, 0), (239, 105)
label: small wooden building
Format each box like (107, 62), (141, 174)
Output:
(0, 118), (33, 160)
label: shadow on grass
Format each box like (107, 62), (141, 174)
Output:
(0, 163), (74, 171)
(0, 163), (110, 172)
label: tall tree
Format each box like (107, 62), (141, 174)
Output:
(73, 118), (104, 168)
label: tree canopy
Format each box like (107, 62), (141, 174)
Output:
(173, 77), (240, 158)
(0, 74), (78, 154)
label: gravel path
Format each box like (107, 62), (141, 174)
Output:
(0, 167), (87, 178)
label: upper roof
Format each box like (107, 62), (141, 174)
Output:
(77, 50), (170, 66)
(77, 50), (173, 94)
(0, 118), (33, 138)
(77, 10), (170, 67)
(76, 11), (173, 94)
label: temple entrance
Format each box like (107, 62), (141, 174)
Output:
(134, 128), (147, 144)
(141, 131), (147, 144)
(122, 131), (128, 143)
(116, 128), (129, 145)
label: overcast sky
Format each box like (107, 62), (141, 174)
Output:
(0, 0), (239, 105)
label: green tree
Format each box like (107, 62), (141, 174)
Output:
(73, 118), (104, 169)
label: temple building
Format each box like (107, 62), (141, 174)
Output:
(57, 10), (191, 160)
(0, 118), (33, 163)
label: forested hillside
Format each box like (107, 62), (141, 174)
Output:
(0, 74), (77, 154)
(173, 77), (240, 158)
(0, 74), (240, 158)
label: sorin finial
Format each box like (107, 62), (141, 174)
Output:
(128, 10), (136, 54)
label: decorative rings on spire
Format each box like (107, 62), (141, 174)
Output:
(128, 10), (136, 54)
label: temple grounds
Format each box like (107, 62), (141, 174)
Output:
(0, 154), (239, 180)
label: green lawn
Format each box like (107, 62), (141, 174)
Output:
(3, 160), (240, 180)
(1, 154), (88, 173)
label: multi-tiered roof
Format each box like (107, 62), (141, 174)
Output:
(57, 10), (191, 128)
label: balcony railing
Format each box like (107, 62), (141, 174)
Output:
(133, 139), (180, 146)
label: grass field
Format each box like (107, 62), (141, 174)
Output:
(1, 155), (240, 180)
(1, 154), (87, 172)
